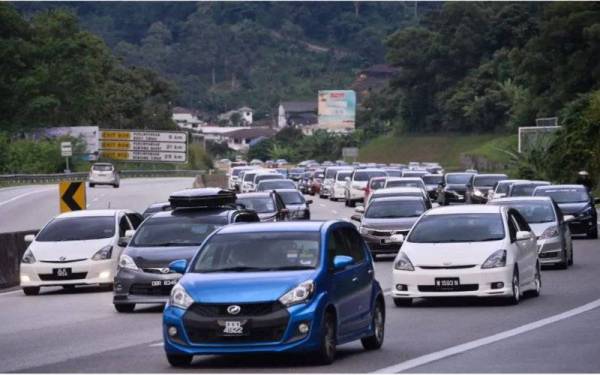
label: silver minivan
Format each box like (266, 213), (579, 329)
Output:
(89, 163), (120, 188)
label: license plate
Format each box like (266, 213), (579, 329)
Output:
(53, 268), (72, 278)
(223, 321), (244, 335)
(150, 279), (178, 287)
(435, 278), (460, 289)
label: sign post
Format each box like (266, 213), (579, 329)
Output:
(61, 142), (73, 173)
(59, 181), (86, 213)
(98, 130), (188, 163)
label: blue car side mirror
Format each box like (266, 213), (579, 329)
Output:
(333, 255), (354, 271)
(169, 259), (188, 274)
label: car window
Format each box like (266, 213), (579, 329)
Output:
(118, 215), (132, 237)
(340, 227), (366, 264)
(512, 210), (532, 232)
(507, 214), (518, 242)
(234, 213), (259, 223)
(408, 214), (505, 243)
(126, 213), (143, 229)
(236, 197), (276, 213)
(131, 215), (226, 247)
(327, 228), (352, 269)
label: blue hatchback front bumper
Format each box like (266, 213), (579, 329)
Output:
(163, 293), (328, 356)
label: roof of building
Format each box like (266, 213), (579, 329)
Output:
(226, 127), (278, 139)
(280, 101), (318, 113)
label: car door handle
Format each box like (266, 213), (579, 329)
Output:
(352, 276), (359, 283)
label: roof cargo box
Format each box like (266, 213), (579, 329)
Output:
(169, 188), (237, 209)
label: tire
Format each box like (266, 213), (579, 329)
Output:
(568, 247), (574, 266)
(22, 287), (40, 296)
(114, 303), (135, 313)
(89, 183), (95, 188)
(557, 248), (568, 269)
(113, 184), (119, 188)
(525, 263), (541, 298)
(348, 199), (356, 208)
(100, 283), (113, 291)
(315, 311), (337, 365)
(344, 198), (349, 207)
(166, 353), (193, 367)
(361, 300), (385, 350)
(588, 225), (598, 239)
(507, 268), (520, 305)
(393, 298), (412, 307)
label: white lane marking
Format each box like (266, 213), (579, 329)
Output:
(0, 188), (53, 208)
(332, 210), (338, 215)
(92, 197), (99, 202)
(373, 297), (600, 373)
(0, 289), (21, 296)
(319, 203), (326, 208)
(149, 342), (164, 347)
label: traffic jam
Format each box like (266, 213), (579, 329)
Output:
(18, 160), (599, 367)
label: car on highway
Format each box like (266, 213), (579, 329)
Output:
(533, 185), (599, 239)
(20, 209), (143, 295)
(277, 189), (313, 220)
(365, 187), (432, 209)
(488, 179), (528, 201)
(288, 168), (306, 182)
(402, 170), (428, 178)
(364, 176), (388, 204)
(383, 168), (403, 177)
(345, 168), (387, 207)
(142, 201), (171, 219)
(88, 163), (120, 188)
(384, 177), (427, 192)
(390, 205), (541, 306)
(113, 189), (259, 312)
(320, 166), (353, 199)
(469, 174), (508, 204)
(256, 179), (297, 192)
(438, 172), (476, 205)
(240, 170), (263, 193)
(353, 196), (427, 259)
(422, 174), (444, 200)
(228, 166), (255, 191)
(253, 171), (284, 190)
(330, 170), (353, 201)
(308, 169), (325, 196)
(488, 197), (573, 268)
(236, 192), (289, 222)
(162, 221), (385, 366)
(507, 181), (550, 197)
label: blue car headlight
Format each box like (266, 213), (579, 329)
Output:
(170, 283), (194, 310)
(279, 280), (314, 307)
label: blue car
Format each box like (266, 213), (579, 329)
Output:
(162, 221), (385, 366)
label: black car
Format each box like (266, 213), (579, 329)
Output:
(288, 167), (306, 181)
(276, 189), (312, 220)
(469, 174), (508, 204)
(236, 191), (289, 222)
(533, 184), (599, 238)
(438, 172), (476, 205)
(142, 201), (171, 218)
(422, 174), (443, 200)
(113, 189), (259, 312)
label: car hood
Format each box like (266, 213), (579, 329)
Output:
(529, 222), (555, 237)
(125, 245), (200, 268)
(180, 270), (316, 303)
(556, 202), (589, 215)
(402, 240), (505, 267)
(362, 218), (418, 231)
(30, 238), (114, 261)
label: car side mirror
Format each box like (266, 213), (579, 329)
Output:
(169, 259), (188, 274)
(350, 214), (362, 222)
(516, 231), (533, 241)
(333, 255), (354, 271)
(125, 229), (135, 238)
(384, 234), (405, 244)
(24, 234), (35, 243)
(563, 215), (575, 223)
(355, 206), (365, 213)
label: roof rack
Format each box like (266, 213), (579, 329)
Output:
(169, 188), (237, 209)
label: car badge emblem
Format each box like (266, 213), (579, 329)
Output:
(227, 305), (241, 315)
(160, 268), (170, 274)
(59, 256), (66, 262)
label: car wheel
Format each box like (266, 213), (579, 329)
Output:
(361, 299), (385, 350)
(393, 298), (412, 307)
(114, 303), (135, 313)
(166, 353), (193, 367)
(507, 269), (520, 305)
(525, 263), (541, 298)
(89, 183), (95, 188)
(315, 311), (337, 365)
(588, 226), (598, 239)
(558, 248), (568, 269)
(349, 200), (356, 208)
(568, 246), (574, 266)
(22, 287), (40, 296)
(113, 184), (119, 188)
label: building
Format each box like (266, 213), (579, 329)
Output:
(278, 101), (318, 128)
(224, 127), (278, 152)
(172, 107), (207, 130)
(218, 106), (254, 126)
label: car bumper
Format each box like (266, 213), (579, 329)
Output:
(443, 191), (465, 203)
(89, 177), (118, 185)
(391, 266), (513, 299)
(347, 188), (364, 201)
(113, 268), (181, 305)
(331, 186), (346, 199)
(320, 185), (332, 197)
(537, 237), (564, 265)
(20, 259), (117, 287)
(567, 217), (596, 235)
(163, 293), (327, 355)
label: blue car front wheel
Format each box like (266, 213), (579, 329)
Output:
(166, 353), (193, 367)
(315, 311), (337, 365)
(361, 300), (385, 350)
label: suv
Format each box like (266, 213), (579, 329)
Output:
(438, 172), (476, 205)
(345, 169), (387, 207)
(236, 191), (289, 222)
(112, 189), (259, 312)
(320, 166), (353, 199)
(89, 163), (120, 188)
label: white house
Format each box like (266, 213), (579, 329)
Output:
(218, 106), (254, 126)
(277, 101), (318, 128)
(172, 107), (206, 130)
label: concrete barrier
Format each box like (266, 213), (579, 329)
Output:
(0, 230), (37, 289)
(192, 174), (229, 189)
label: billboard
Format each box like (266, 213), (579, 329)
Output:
(32, 126), (100, 161)
(99, 130), (188, 163)
(318, 90), (356, 131)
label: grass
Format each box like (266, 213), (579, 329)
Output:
(359, 133), (514, 171)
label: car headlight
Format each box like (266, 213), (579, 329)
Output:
(394, 252), (414, 271)
(473, 189), (484, 197)
(279, 280), (315, 307)
(481, 250), (507, 269)
(359, 226), (369, 235)
(118, 254), (139, 271)
(540, 226), (559, 239)
(577, 207), (593, 217)
(169, 283), (194, 310)
(22, 248), (36, 264)
(91, 245), (113, 260)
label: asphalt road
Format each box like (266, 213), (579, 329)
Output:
(1, 184), (600, 373)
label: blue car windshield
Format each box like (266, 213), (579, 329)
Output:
(193, 232), (321, 272)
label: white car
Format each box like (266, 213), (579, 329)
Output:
(391, 205), (540, 306)
(88, 163), (120, 188)
(320, 166), (353, 199)
(20, 209), (143, 295)
(330, 170), (354, 201)
(228, 166), (255, 191)
(489, 179), (528, 200)
(344, 168), (387, 207)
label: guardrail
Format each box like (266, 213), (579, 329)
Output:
(0, 229), (37, 289)
(0, 170), (213, 185)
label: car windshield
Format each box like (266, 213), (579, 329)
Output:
(403, 172), (427, 178)
(193, 232), (320, 272)
(232, 169), (246, 177)
(385, 170), (403, 177)
(422, 175), (443, 185)
(244, 173), (257, 182)
(408, 213), (505, 243)
(492, 201), (555, 223)
(236, 197), (275, 213)
(535, 188), (589, 203)
(325, 169), (341, 179)
(314, 172), (324, 179)
(446, 174), (472, 184)
(387, 180), (423, 189)
(337, 172), (352, 181)
(370, 179), (386, 189)
(354, 171), (387, 181)
(278, 191), (305, 205)
(495, 182), (513, 195)
(92, 164), (113, 172)
(510, 184), (539, 197)
(366, 200), (425, 218)
(131, 215), (226, 247)
(255, 174), (282, 183)
(257, 180), (296, 191)
(36, 216), (115, 241)
(474, 176), (506, 187)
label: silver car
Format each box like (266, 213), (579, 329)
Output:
(488, 196), (573, 268)
(89, 163), (120, 188)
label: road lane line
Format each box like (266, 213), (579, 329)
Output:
(0, 188), (53, 208)
(319, 203), (326, 208)
(373, 297), (600, 373)
(149, 342), (164, 347)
